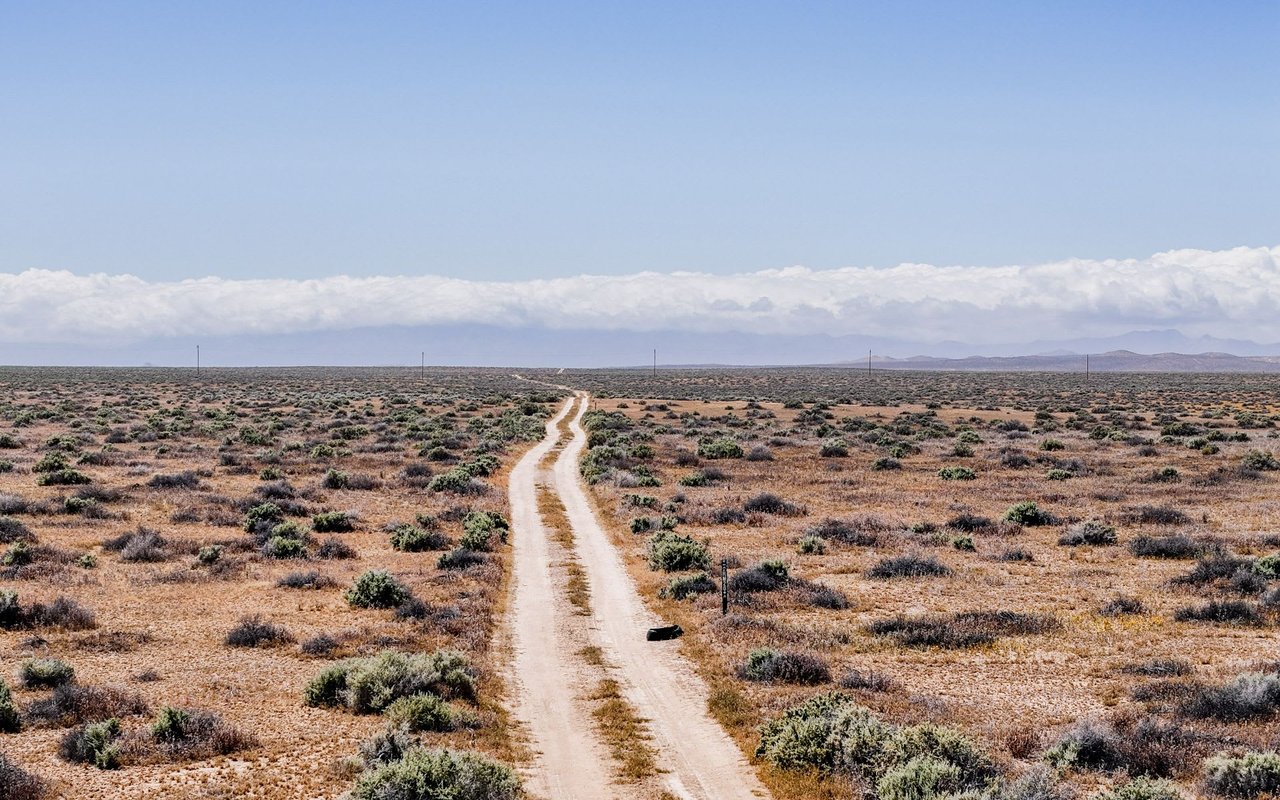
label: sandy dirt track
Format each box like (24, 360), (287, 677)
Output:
(507, 388), (770, 800)
(506, 396), (617, 799)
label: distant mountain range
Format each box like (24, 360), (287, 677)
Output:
(4, 325), (1280, 371)
(863, 350), (1280, 373)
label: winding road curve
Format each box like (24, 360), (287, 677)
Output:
(506, 389), (771, 800)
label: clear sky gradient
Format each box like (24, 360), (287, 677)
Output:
(2, 1), (1277, 283)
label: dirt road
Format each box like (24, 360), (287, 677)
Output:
(506, 396), (616, 800)
(507, 390), (770, 800)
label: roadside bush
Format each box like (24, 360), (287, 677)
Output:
(938, 466), (976, 480)
(755, 692), (892, 773)
(877, 755), (962, 800)
(1203, 751), (1280, 797)
(1005, 502), (1057, 526)
(384, 693), (458, 732)
(346, 570), (411, 608)
(304, 650), (476, 711)
(225, 615), (293, 648)
(739, 649), (831, 684)
(867, 554), (952, 580)
(348, 747), (520, 800)
(646, 531), (710, 572)
(20, 658), (75, 689)
(1059, 520), (1118, 547)
(660, 572), (716, 600)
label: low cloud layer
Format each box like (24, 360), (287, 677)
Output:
(2, 246), (1277, 346)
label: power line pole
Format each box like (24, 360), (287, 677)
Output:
(420, 351), (425, 381)
(867, 347), (872, 376)
(652, 348), (656, 378)
(1085, 353), (1089, 381)
(196, 345), (200, 376)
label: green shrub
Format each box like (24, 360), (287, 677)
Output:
(262, 534), (305, 559)
(755, 692), (891, 774)
(312, 511), (354, 533)
(798, 535), (826, 555)
(428, 468), (476, 493)
(349, 747), (520, 800)
(3, 541), (33, 567)
(346, 570), (411, 608)
(385, 693), (457, 732)
(151, 706), (191, 741)
(460, 511), (509, 551)
(390, 525), (449, 552)
(876, 755), (964, 800)
(304, 650), (476, 712)
(37, 468), (91, 486)
(646, 531), (710, 572)
(0, 678), (20, 733)
(698, 438), (743, 459)
(1040, 439), (1066, 451)
(661, 572), (716, 600)
(1203, 750), (1280, 797)
(938, 467), (976, 481)
(1241, 450), (1280, 471)
(1004, 502), (1056, 526)
(197, 545), (223, 565)
(20, 658), (75, 689)
(243, 502), (284, 533)
(59, 717), (122, 769)
(879, 722), (996, 787)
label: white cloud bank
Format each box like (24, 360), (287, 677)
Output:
(2, 245), (1278, 345)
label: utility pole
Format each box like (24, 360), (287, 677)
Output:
(652, 348), (657, 378)
(420, 351), (425, 381)
(1085, 353), (1090, 381)
(196, 345), (200, 376)
(867, 347), (872, 376)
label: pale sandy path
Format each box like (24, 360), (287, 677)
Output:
(506, 395), (616, 800)
(553, 392), (772, 800)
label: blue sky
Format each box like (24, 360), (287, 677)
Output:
(2, 1), (1276, 283)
